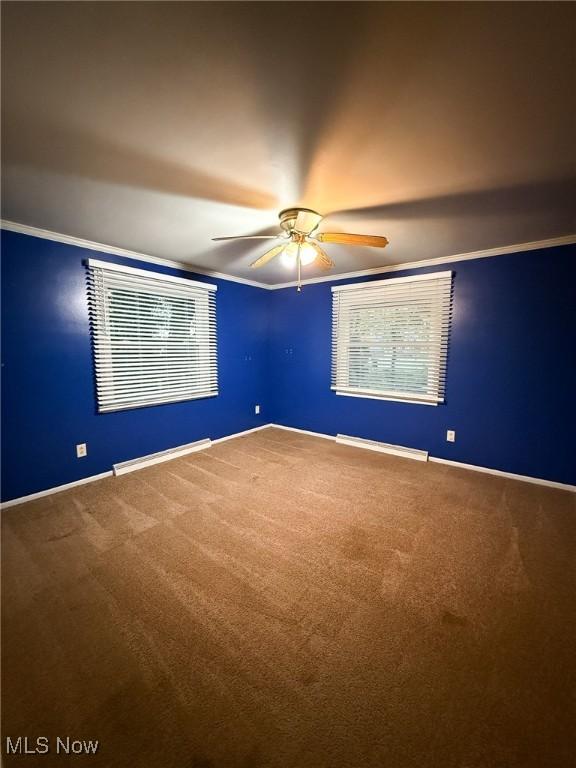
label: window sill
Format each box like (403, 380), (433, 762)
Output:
(335, 390), (440, 406)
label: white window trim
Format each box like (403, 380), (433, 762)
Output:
(334, 389), (440, 406)
(331, 270), (453, 405)
(331, 270), (453, 293)
(86, 260), (218, 413)
(87, 258), (217, 292)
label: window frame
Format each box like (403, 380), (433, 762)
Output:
(86, 259), (218, 413)
(331, 271), (453, 406)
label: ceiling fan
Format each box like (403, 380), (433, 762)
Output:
(212, 208), (389, 290)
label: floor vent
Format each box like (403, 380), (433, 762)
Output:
(113, 438), (211, 476)
(335, 434), (428, 462)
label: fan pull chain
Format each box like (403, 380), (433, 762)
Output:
(297, 243), (302, 292)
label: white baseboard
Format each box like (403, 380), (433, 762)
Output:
(267, 423), (335, 440)
(113, 438), (212, 476)
(212, 424), (271, 444)
(336, 434), (428, 461)
(0, 471), (114, 509)
(429, 457), (576, 492)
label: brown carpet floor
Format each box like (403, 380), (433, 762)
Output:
(2, 427), (575, 768)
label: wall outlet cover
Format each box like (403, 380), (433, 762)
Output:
(76, 443), (87, 457)
(255, 405), (260, 414)
(446, 430), (455, 443)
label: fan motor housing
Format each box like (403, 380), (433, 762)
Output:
(278, 207), (321, 232)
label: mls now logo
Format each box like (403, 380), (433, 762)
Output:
(5, 736), (99, 755)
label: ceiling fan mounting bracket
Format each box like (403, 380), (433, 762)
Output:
(278, 207), (321, 232)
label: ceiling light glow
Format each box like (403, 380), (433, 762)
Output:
(281, 241), (317, 269)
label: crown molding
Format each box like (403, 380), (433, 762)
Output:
(267, 234), (576, 289)
(0, 219), (265, 289)
(2, 219), (574, 290)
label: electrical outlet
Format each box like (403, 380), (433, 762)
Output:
(446, 430), (455, 443)
(255, 404), (260, 415)
(76, 443), (87, 458)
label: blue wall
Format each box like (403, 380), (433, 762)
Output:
(1, 231), (269, 501)
(2, 231), (574, 501)
(267, 245), (576, 486)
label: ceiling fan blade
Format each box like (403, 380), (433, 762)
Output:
(250, 244), (286, 269)
(294, 210), (323, 235)
(316, 232), (389, 248)
(310, 243), (334, 270)
(212, 235), (281, 242)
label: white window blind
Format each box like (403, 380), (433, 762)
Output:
(87, 259), (218, 413)
(331, 271), (453, 405)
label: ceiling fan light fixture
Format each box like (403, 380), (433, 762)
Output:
(280, 241), (317, 268)
(217, 207), (389, 286)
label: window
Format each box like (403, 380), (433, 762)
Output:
(331, 271), (453, 405)
(87, 259), (217, 412)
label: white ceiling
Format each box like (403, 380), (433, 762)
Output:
(2, 2), (575, 284)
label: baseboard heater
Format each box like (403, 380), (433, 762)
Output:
(113, 438), (212, 476)
(335, 434), (428, 462)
